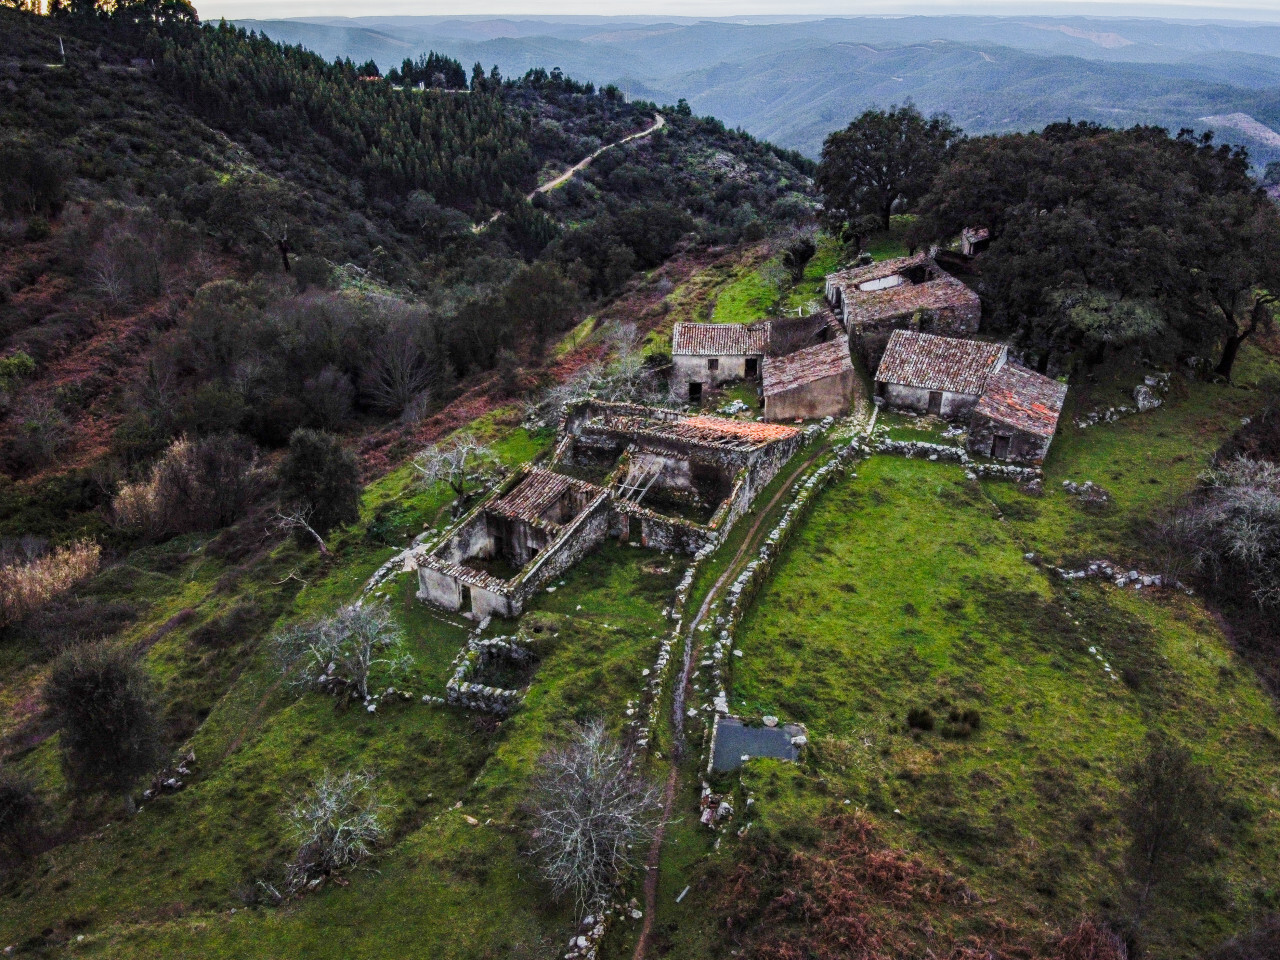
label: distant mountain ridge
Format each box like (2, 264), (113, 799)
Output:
(233, 14), (1280, 167)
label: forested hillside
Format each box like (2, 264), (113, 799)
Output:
(0, 5), (813, 535)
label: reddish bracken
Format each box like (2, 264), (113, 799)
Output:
(719, 814), (1124, 960)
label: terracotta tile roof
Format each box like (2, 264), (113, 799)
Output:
(843, 274), (979, 328)
(974, 364), (1067, 438)
(763, 337), (853, 397)
(875, 330), (1005, 395)
(490, 468), (602, 526)
(827, 252), (933, 290)
(672, 321), (770, 356)
(677, 415), (801, 445)
(827, 254), (980, 329)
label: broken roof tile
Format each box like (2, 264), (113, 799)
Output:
(875, 330), (1005, 395)
(973, 364), (1067, 438)
(762, 337), (853, 397)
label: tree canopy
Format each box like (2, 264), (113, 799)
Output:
(913, 123), (1280, 377)
(817, 104), (961, 232)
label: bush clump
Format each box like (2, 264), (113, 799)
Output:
(0, 538), (101, 627)
(44, 643), (163, 800)
(906, 707), (935, 731)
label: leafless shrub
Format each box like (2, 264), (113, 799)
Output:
(272, 602), (413, 702)
(113, 434), (263, 537)
(1158, 455), (1280, 608)
(283, 769), (386, 895)
(411, 436), (497, 503)
(86, 222), (166, 307)
(6, 397), (69, 471)
(0, 539), (101, 627)
(528, 720), (664, 910)
(526, 322), (663, 427)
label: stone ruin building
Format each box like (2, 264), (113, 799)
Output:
(874, 329), (1066, 464)
(412, 402), (802, 619)
(671, 321), (771, 404)
(671, 308), (850, 418)
(967, 361), (1068, 463)
(960, 226), (990, 257)
(762, 336), (854, 421)
(824, 252), (982, 369)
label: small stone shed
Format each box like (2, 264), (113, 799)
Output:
(960, 227), (990, 256)
(825, 253), (981, 368)
(874, 330), (1007, 419)
(671, 321), (771, 402)
(762, 336), (854, 421)
(966, 362), (1068, 464)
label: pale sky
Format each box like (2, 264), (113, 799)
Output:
(202, 1), (1280, 22)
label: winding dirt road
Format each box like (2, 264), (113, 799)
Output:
(474, 113), (666, 232)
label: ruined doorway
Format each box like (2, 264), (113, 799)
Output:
(688, 381), (703, 403)
(628, 516), (643, 543)
(927, 390), (943, 416)
(991, 435), (1011, 460)
(460, 585), (473, 614)
(745, 358), (759, 379)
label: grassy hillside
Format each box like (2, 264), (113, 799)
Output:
(615, 344), (1280, 960)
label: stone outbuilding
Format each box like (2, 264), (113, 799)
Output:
(671, 321), (771, 403)
(966, 363), (1068, 464)
(960, 227), (990, 257)
(762, 336), (854, 421)
(874, 330), (1007, 418)
(825, 253), (982, 368)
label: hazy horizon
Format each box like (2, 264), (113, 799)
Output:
(206, 3), (1280, 24)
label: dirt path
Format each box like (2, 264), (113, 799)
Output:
(631, 442), (827, 960)
(474, 114), (666, 232)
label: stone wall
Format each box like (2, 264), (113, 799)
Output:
(763, 368), (854, 421)
(872, 437), (1041, 482)
(966, 413), (1052, 465)
(672, 353), (756, 398)
(880, 382), (980, 419)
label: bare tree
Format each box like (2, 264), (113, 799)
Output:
(1159, 455), (1280, 609)
(284, 769), (385, 894)
(528, 720), (664, 910)
(364, 322), (432, 415)
(270, 507), (331, 556)
(272, 603), (413, 702)
(411, 436), (497, 504)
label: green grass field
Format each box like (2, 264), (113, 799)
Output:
(634, 349), (1280, 959)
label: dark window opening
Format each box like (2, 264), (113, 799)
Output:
(707, 358), (719, 371)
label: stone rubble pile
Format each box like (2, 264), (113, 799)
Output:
(1074, 372), (1171, 429)
(1055, 559), (1187, 592)
(699, 784), (734, 829)
(1062, 479), (1111, 504)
